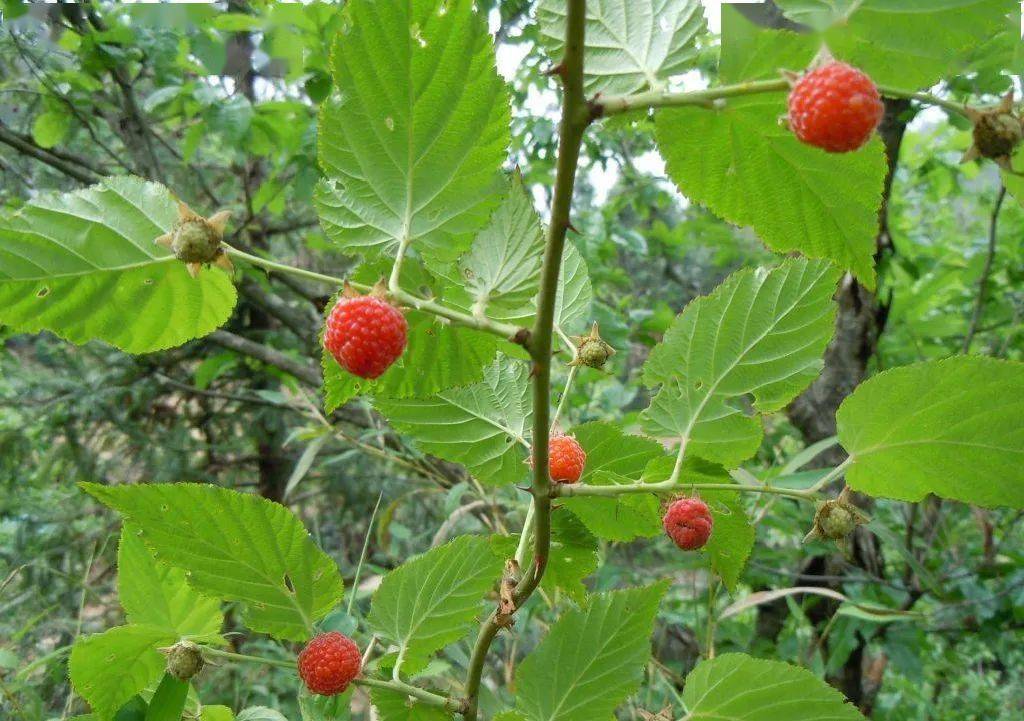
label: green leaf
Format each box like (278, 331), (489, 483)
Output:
(446, 177), (544, 324)
(371, 689), (451, 721)
(323, 310), (498, 414)
(560, 422), (665, 542)
(82, 483), (343, 641)
(0, 176), (237, 353)
(837, 357), (1024, 509)
(655, 97), (885, 286)
(299, 689), (352, 721)
(32, 109), (71, 148)
(200, 707), (235, 721)
(701, 487), (754, 593)
(515, 583), (669, 721)
(554, 242), (593, 336)
(563, 470), (664, 542)
(375, 356), (532, 487)
(70, 625), (172, 721)
(641, 259), (840, 466)
(537, 0), (706, 95)
(368, 536), (502, 672)
(681, 653), (864, 720)
(236, 709), (289, 721)
(719, 6), (818, 83)
(775, 0), (1016, 88)
(315, 0), (509, 265)
(144, 674), (189, 721)
(118, 525), (223, 640)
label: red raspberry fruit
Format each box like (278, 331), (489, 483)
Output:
(663, 497), (713, 551)
(324, 292), (407, 380)
(548, 435), (586, 484)
(297, 632), (361, 696)
(787, 62), (883, 153)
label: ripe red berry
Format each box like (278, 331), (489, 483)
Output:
(297, 632), (361, 696)
(548, 435), (586, 484)
(324, 292), (407, 379)
(787, 62), (883, 153)
(663, 497), (713, 551)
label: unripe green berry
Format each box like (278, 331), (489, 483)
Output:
(818, 502), (856, 540)
(974, 112), (1023, 159)
(577, 337), (613, 369)
(171, 220), (222, 264)
(164, 640), (204, 681)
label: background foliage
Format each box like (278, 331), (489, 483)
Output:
(1, 1), (1022, 720)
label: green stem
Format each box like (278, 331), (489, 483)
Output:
(202, 647), (463, 712)
(550, 364), (578, 431)
(223, 245), (359, 289)
(554, 481), (817, 503)
(597, 78), (788, 115)
(514, 499), (536, 567)
(203, 647), (294, 670)
(805, 457), (854, 495)
(462, 3), (590, 719)
(875, 85), (968, 118)
(224, 245), (528, 345)
(596, 79), (969, 119)
(514, 0), (589, 609)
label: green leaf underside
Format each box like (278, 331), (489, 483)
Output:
(0, 176), (236, 353)
(70, 625), (172, 721)
(491, 510), (599, 604)
(682, 653), (865, 720)
(537, 0), (706, 96)
(554, 241), (594, 336)
(446, 177), (544, 324)
(375, 356), (532, 486)
(775, 0), (1017, 89)
(641, 259), (840, 466)
(118, 525), (224, 640)
(368, 536), (503, 671)
(371, 689), (452, 721)
(655, 97), (884, 287)
(315, 0), (509, 265)
(700, 488), (755, 592)
(837, 356), (1024, 509)
(560, 422), (665, 542)
(82, 483), (343, 641)
(322, 309), (498, 414)
(515, 583), (669, 721)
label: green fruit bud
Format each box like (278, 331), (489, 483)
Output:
(163, 640), (204, 681)
(171, 220), (222, 264)
(804, 488), (869, 545)
(817, 502), (857, 540)
(973, 110), (1023, 160)
(570, 322), (615, 370)
(577, 337), (614, 369)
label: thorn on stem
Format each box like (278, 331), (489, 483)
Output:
(544, 62), (567, 79)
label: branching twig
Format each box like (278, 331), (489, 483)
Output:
(962, 184), (1006, 354)
(207, 329), (321, 387)
(0, 122), (99, 184)
(595, 78), (968, 119)
(462, 3), (590, 718)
